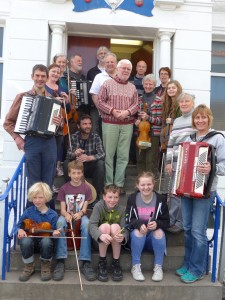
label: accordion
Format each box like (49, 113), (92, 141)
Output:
(173, 142), (216, 198)
(14, 95), (61, 136)
(70, 80), (92, 108)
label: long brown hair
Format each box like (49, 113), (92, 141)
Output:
(161, 80), (183, 123)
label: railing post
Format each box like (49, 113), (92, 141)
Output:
(218, 205), (225, 282)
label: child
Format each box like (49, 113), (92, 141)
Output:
(53, 160), (96, 281)
(16, 182), (60, 282)
(126, 172), (170, 282)
(89, 185), (128, 282)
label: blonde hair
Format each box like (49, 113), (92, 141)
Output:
(27, 182), (52, 202)
(192, 104), (213, 129)
(103, 184), (121, 196)
(136, 171), (156, 185)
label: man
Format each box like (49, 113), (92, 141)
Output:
(68, 53), (86, 81)
(87, 46), (109, 135)
(65, 114), (105, 205)
(98, 59), (138, 193)
(3, 64), (61, 209)
(130, 60), (147, 96)
(89, 52), (117, 136)
(154, 67), (171, 97)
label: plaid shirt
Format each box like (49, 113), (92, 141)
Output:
(66, 131), (105, 161)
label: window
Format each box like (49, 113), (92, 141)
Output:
(0, 27), (3, 114)
(211, 42), (225, 131)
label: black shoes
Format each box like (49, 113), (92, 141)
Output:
(52, 260), (65, 281)
(97, 259), (108, 282)
(81, 261), (96, 281)
(111, 259), (123, 282)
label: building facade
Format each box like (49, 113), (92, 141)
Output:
(0, 0), (225, 195)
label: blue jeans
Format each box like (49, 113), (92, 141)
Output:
(20, 237), (54, 263)
(181, 192), (215, 277)
(130, 229), (166, 266)
(25, 135), (57, 209)
(55, 215), (92, 261)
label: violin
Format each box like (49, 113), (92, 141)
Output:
(136, 101), (151, 150)
(66, 219), (81, 251)
(21, 219), (53, 236)
(161, 115), (173, 151)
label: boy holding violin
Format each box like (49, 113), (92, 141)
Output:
(16, 182), (60, 282)
(53, 160), (96, 281)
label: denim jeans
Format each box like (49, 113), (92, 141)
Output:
(181, 192), (215, 277)
(20, 237), (54, 263)
(55, 215), (92, 261)
(130, 229), (166, 266)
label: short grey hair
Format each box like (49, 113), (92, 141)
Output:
(97, 46), (109, 55)
(142, 74), (156, 85)
(104, 52), (117, 62)
(117, 59), (132, 69)
(177, 92), (195, 104)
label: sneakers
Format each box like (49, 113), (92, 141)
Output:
(97, 259), (108, 282)
(166, 224), (183, 234)
(52, 260), (65, 281)
(131, 264), (145, 281)
(19, 262), (35, 281)
(81, 261), (96, 281)
(40, 260), (52, 281)
(176, 266), (188, 277)
(111, 260), (123, 282)
(152, 264), (163, 282)
(180, 271), (203, 284)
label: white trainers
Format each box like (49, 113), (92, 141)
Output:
(131, 264), (145, 281)
(152, 264), (163, 282)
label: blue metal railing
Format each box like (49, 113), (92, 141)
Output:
(0, 155), (224, 282)
(0, 155), (27, 280)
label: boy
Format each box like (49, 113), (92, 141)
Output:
(53, 160), (96, 281)
(89, 185), (128, 282)
(16, 182), (60, 282)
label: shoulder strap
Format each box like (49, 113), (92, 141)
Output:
(190, 131), (224, 142)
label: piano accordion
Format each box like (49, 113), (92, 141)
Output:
(70, 80), (92, 108)
(14, 95), (61, 136)
(173, 142), (216, 198)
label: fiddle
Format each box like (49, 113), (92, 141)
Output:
(161, 115), (173, 151)
(21, 219), (53, 237)
(136, 101), (151, 150)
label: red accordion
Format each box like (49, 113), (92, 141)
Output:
(173, 142), (216, 198)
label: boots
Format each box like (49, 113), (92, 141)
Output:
(40, 260), (52, 281)
(19, 262), (35, 281)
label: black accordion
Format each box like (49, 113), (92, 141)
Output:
(70, 80), (92, 108)
(15, 95), (61, 136)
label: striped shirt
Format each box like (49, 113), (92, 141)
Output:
(97, 77), (138, 124)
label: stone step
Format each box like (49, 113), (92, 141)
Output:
(0, 271), (222, 300)
(10, 245), (184, 272)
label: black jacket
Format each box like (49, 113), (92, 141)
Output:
(125, 191), (170, 231)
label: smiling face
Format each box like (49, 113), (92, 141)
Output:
(136, 176), (154, 199)
(31, 69), (48, 89)
(32, 192), (47, 211)
(143, 79), (155, 93)
(159, 70), (170, 85)
(69, 168), (83, 186)
(48, 66), (61, 83)
(179, 95), (194, 114)
(193, 112), (210, 135)
(117, 63), (132, 81)
(103, 191), (120, 209)
(55, 56), (67, 74)
(167, 83), (178, 98)
(105, 55), (117, 74)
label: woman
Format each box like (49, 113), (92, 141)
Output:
(135, 74), (162, 176)
(165, 93), (196, 233)
(46, 63), (69, 178)
(126, 172), (170, 282)
(53, 54), (67, 77)
(176, 104), (225, 283)
(160, 80), (183, 151)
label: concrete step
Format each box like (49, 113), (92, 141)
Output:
(9, 246), (184, 272)
(0, 271), (222, 300)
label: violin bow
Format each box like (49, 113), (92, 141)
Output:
(69, 219), (83, 292)
(66, 62), (72, 152)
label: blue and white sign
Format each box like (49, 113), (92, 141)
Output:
(73, 0), (154, 17)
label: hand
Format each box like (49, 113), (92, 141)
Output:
(15, 136), (25, 151)
(112, 109), (121, 119)
(135, 119), (140, 126)
(74, 148), (85, 157)
(69, 88), (76, 96)
(53, 115), (61, 126)
(18, 229), (27, 239)
(147, 221), (157, 231)
(166, 117), (172, 124)
(165, 164), (173, 176)
(53, 229), (61, 237)
(139, 111), (148, 121)
(72, 212), (81, 221)
(140, 224), (147, 235)
(100, 233), (113, 245)
(117, 110), (130, 120)
(76, 154), (92, 162)
(113, 233), (124, 243)
(197, 161), (211, 175)
(60, 92), (69, 104)
(65, 212), (72, 223)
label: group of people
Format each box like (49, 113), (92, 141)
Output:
(3, 45), (225, 285)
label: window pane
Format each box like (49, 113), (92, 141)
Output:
(210, 76), (225, 130)
(0, 28), (3, 57)
(0, 63), (2, 113)
(211, 42), (225, 73)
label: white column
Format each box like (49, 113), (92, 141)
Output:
(49, 21), (66, 62)
(158, 29), (175, 68)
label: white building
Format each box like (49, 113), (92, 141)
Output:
(0, 0), (224, 196)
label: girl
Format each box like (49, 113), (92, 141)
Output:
(126, 172), (170, 282)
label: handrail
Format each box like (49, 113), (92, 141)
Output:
(0, 155), (27, 280)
